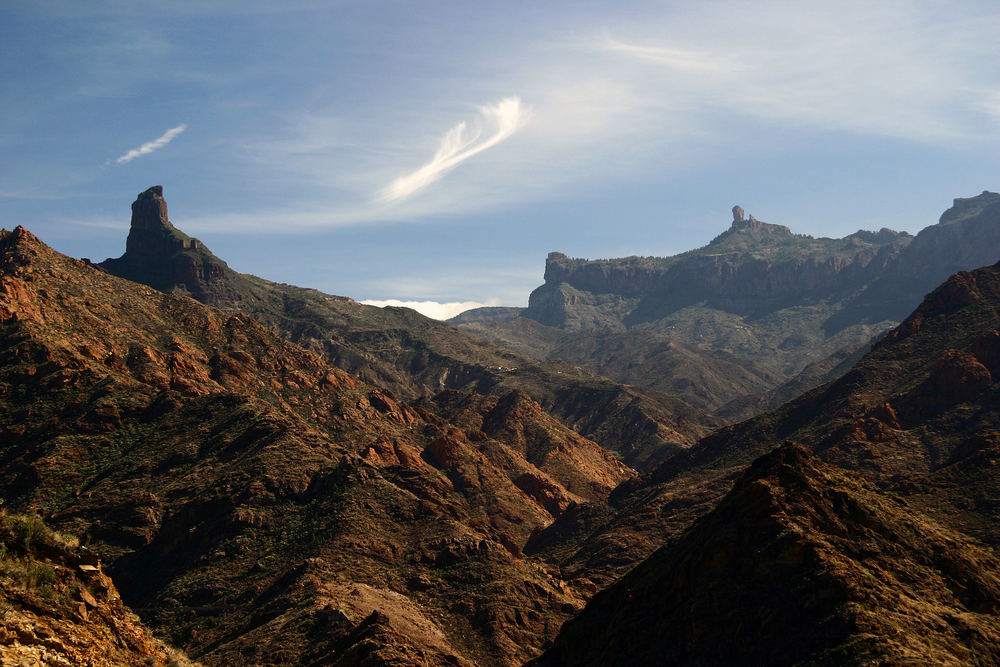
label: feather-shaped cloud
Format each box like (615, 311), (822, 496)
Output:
(379, 97), (529, 203)
(116, 124), (187, 164)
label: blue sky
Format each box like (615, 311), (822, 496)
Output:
(2, 1), (999, 318)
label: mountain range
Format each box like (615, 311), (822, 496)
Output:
(455, 193), (1000, 418)
(2, 187), (1000, 664)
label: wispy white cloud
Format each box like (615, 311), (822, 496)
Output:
(59, 215), (129, 230)
(602, 38), (730, 72)
(360, 299), (492, 321)
(979, 90), (1000, 123)
(601, 4), (1000, 144)
(115, 124), (187, 164)
(165, 2), (1000, 237)
(379, 97), (530, 203)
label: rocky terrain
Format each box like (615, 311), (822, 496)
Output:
(98, 187), (717, 470)
(456, 194), (1000, 416)
(532, 445), (1000, 666)
(527, 259), (1000, 632)
(5, 188), (1000, 665)
(0, 224), (649, 665)
(0, 510), (194, 666)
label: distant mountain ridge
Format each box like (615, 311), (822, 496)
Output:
(527, 203), (915, 326)
(455, 193), (1000, 417)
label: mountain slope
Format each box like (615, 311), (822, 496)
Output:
(530, 259), (1000, 594)
(0, 511), (194, 666)
(532, 444), (1000, 666)
(0, 225), (638, 665)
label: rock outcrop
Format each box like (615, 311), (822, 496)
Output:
(0, 512), (193, 666)
(100, 186), (245, 308)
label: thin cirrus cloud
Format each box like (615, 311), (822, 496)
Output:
(378, 97), (530, 203)
(602, 37), (730, 72)
(115, 124), (187, 164)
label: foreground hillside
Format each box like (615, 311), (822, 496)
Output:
(456, 193), (1000, 417)
(0, 511), (194, 666)
(0, 225), (640, 665)
(98, 186), (717, 470)
(524, 260), (1000, 665)
(533, 445), (1000, 666)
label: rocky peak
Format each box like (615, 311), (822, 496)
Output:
(130, 185), (170, 232)
(100, 185), (244, 307)
(122, 185), (200, 260)
(543, 251), (576, 283)
(729, 204), (770, 232)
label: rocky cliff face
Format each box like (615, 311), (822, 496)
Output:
(529, 210), (912, 324)
(528, 195), (1000, 332)
(0, 512), (194, 666)
(847, 191), (1000, 321)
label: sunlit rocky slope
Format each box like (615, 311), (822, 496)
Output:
(0, 225), (639, 665)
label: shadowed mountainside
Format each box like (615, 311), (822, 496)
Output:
(531, 445), (1000, 666)
(527, 259), (1000, 599)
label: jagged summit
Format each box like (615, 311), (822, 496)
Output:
(722, 204), (791, 238)
(122, 185), (200, 257)
(130, 185), (170, 230)
(729, 203), (763, 229)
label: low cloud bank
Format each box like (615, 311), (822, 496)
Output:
(360, 299), (490, 320)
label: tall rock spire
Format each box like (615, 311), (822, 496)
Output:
(122, 185), (189, 260)
(100, 185), (241, 307)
